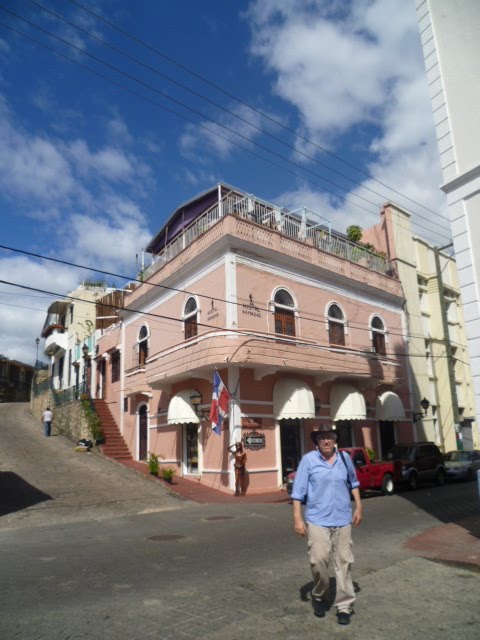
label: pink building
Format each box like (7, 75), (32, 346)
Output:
(96, 184), (413, 494)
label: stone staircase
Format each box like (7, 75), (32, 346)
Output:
(93, 399), (132, 461)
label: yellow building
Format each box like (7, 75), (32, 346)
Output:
(364, 203), (478, 452)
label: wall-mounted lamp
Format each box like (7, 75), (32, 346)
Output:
(189, 389), (204, 417)
(413, 397), (430, 422)
(314, 397), (322, 416)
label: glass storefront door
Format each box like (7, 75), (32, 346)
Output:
(185, 423), (199, 474)
(280, 418), (302, 484)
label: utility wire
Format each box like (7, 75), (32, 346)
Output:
(0, 14), (386, 226)
(66, 0), (444, 218)
(24, 0), (451, 232)
(1, 278), (469, 367)
(0, 243), (468, 349)
(0, 7), (452, 243)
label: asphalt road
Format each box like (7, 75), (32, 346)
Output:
(1, 403), (479, 640)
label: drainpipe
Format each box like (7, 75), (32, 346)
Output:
(434, 243), (456, 451)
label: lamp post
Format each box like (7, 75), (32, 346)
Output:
(35, 337), (40, 369)
(82, 343), (89, 396)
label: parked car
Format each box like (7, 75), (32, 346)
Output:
(383, 442), (445, 490)
(287, 447), (398, 496)
(444, 450), (480, 481)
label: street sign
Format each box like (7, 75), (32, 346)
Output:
(243, 430), (266, 450)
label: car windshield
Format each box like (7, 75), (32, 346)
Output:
(445, 451), (472, 462)
(385, 445), (415, 460)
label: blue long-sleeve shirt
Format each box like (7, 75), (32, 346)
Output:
(291, 449), (360, 527)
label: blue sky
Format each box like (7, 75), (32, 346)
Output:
(0, 0), (451, 365)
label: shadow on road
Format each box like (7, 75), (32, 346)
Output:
(0, 471), (52, 516)
(395, 481), (480, 539)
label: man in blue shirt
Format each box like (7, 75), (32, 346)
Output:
(291, 424), (363, 626)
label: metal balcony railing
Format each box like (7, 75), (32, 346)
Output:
(141, 191), (393, 281)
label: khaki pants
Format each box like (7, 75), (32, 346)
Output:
(307, 524), (355, 613)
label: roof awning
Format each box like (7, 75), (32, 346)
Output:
(376, 391), (405, 421)
(167, 390), (200, 425)
(330, 384), (366, 421)
(273, 379), (315, 420)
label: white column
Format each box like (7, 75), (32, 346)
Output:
(228, 365), (241, 491)
(225, 252), (238, 332)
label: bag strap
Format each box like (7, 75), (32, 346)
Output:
(338, 450), (353, 491)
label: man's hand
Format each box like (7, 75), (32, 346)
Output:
(292, 499), (307, 536)
(352, 506), (363, 527)
(294, 518), (307, 536)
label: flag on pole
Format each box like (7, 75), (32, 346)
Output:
(209, 371), (231, 436)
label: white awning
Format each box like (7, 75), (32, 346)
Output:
(273, 379), (315, 420)
(376, 391), (405, 421)
(167, 390), (200, 425)
(330, 384), (366, 421)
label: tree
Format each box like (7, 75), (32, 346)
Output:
(347, 225), (363, 243)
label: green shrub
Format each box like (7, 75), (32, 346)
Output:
(162, 467), (175, 482)
(148, 452), (160, 476)
(80, 397), (104, 443)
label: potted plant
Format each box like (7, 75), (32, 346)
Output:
(147, 452), (160, 476)
(162, 467), (175, 484)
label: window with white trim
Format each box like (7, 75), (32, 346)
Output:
(138, 325), (149, 366)
(273, 289), (296, 338)
(184, 297), (198, 340)
(327, 303), (346, 346)
(371, 315), (387, 355)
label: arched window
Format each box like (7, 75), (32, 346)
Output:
(184, 297), (198, 340)
(371, 315), (386, 355)
(328, 304), (346, 346)
(273, 289), (296, 337)
(138, 325), (149, 366)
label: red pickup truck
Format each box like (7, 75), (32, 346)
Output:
(287, 447), (397, 496)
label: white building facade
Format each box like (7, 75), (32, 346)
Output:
(416, 0), (480, 438)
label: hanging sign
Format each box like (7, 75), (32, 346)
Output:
(243, 430), (266, 450)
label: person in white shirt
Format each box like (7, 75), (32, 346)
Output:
(42, 407), (53, 437)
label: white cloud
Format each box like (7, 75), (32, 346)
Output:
(0, 94), (158, 362)
(246, 0), (449, 242)
(0, 103), (76, 203)
(0, 255), (80, 365)
(180, 102), (277, 161)
(66, 213), (151, 274)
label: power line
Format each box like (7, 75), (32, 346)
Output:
(0, 244), (469, 353)
(1, 278), (468, 369)
(0, 7), (452, 243)
(25, 0), (451, 231)
(66, 0), (445, 218)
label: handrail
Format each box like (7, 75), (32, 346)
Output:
(140, 191), (393, 281)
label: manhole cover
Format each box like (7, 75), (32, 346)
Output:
(147, 534), (186, 542)
(204, 516), (235, 521)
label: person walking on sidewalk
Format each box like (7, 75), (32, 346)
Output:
(42, 407), (53, 437)
(291, 424), (363, 626)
